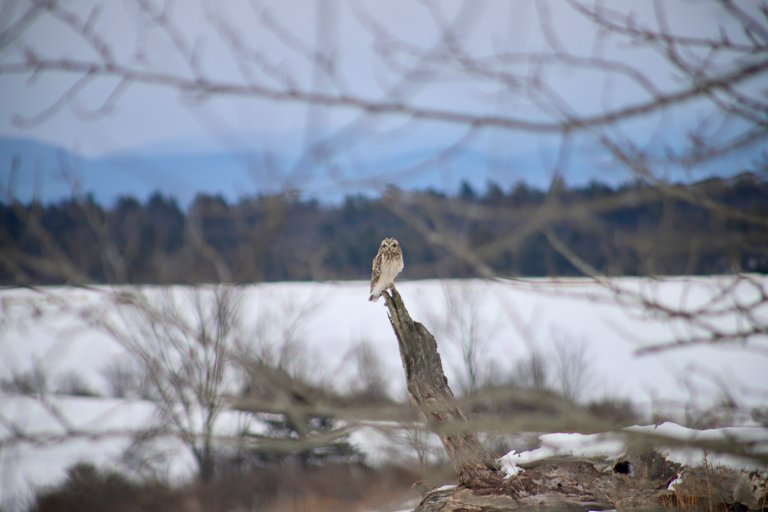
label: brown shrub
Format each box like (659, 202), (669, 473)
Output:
(30, 462), (424, 512)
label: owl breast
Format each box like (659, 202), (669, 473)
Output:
(380, 254), (403, 284)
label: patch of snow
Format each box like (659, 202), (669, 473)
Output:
(499, 431), (626, 475)
(667, 472), (683, 491)
(629, 422), (768, 470)
(538, 432), (627, 458)
(498, 450), (524, 477)
(498, 421), (768, 479)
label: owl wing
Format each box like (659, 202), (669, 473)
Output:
(370, 251), (383, 293)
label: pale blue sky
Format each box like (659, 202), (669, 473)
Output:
(0, 0), (763, 202)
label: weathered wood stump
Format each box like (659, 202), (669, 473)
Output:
(381, 288), (766, 512)
(383, 288), (506, 491)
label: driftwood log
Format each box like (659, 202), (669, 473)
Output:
(382, 288), (506, 491)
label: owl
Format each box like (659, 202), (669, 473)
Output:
(369, 237), (404, 302)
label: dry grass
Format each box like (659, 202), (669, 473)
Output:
(658, 463), (767, 512)
(28, 462), (427, 512)
(659, 493), (704, 510)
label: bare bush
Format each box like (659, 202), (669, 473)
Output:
(0, 364), (48, 396)
(505, 336), (592, 404)
(235, 292), (319, 386)
(586, 398), (642, 427)
(426, 281), (503, 394)
(28, 462), (181, 512)
(509, 351), (549, 392)
(552, 335), (593, 403)
(92, 285), (243, 482)
(53, 371), (98, 398)
(100, 357), (151, 400)
(343, 340), (390, 404)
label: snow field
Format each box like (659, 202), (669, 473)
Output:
(1, 277), (766, 507)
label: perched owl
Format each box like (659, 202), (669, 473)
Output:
(369, 237), (404, 302)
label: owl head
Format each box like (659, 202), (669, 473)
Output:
(380, 237), (401, 255)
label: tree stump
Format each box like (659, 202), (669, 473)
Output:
(383, 288), (506, 491)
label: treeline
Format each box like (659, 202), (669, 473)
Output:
(1, 174), (767, 285)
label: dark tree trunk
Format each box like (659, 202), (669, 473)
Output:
(383, 288), (506, 491)
(196, 444), (215, 482)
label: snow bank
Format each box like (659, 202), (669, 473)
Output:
(499, 431), (626, 476)
(499, 421), (768, 478)
(630, 422), (768, 470)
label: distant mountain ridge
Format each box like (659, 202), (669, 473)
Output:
(0, 136), (267, 205)
(0, 135), (757, 205)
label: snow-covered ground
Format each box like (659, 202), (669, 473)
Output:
(3, 277), (766, 408)
(1, 277), (766, 507)
(499, 422), (768, 477)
